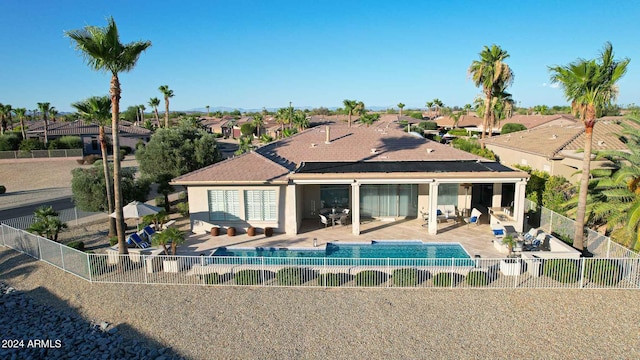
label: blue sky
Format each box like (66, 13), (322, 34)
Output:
(1, 0), (639, 112)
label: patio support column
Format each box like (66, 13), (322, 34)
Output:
(351, 182), (360, 235)
(428, 182), (439, 235)
(514, 180), (527, 232)
(285, 183), (298, 235)
(492, 183), (502, 208)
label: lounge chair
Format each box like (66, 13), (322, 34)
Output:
(464, 208), (482, 226)
(319, 214), (329, 228)
(126, 233), (151, 249)
(523, 228), (540, 242)
(491, 225), (506, 239)
(143, 225), (156, 239)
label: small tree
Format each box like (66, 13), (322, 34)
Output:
(152, 227), (185, 255)
(157, 174), (174, 212)
(27, 206), (68, 242)
(501, 123), (527, 135)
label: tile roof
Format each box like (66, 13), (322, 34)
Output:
(501, 114), (577, 129)
(483, 118), (639, 158)
(436, 115), (482, 128)
(26, 120), (151, 136)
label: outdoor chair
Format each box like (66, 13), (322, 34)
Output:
(337, 214), (349, 226)
(126, 233), (151, 249)
(464, 208), (482, 227)
(143, 225), (157, 239)
(342, 208), (350, 215)
(523, 228), (540, 242)
(491, 225), (506, 240)
(319, 214), (329, 228)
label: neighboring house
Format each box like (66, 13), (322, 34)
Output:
(27, 120), (152, 155)
(482, 117), (635, 183)
(500, 114), (577, 130)
(173, 120), (530, 236)
(436, 115), (483, 131)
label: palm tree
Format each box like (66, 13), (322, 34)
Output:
(468, 44), (514, 140)
(152, 227), (185, 255)
(275, 107), (291, 134)
(158, 85), (174, 128)
(292, 110), (309, 131)
(432, 98), (444, 118)
(138, 104), (146, 126)
(71, 96), (116, 236)
(206, 105), (210, 117)
(14, 107), (27, 140)
(463, 103), (472, 115)
(355, 101), (366, 117)
(27, 206), (68, 242)
(397, 103), (405, 117)
(37, 102), (53, 145)
(0, 104), (10, 135)
(49, 107), (58, 123)
(66, 16), (152, 254)
(548, 42), (629, 252)
(148, 97), (161, 126)
(425, 100), (434, 119)
(252, 113), (264, 136)
(343, 99), (357, 127)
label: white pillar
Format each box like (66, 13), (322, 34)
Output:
(285, 184), (298, 234)
(514, 180), (527, 232)
(351, 182), (360, 235)
(492, 183), (502, 209)
(428, 182), (439, 235)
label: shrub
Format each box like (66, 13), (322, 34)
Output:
(354, 270), (388, 287)
(0, 185), (6, 194)
(276, 267), (304, 286)
(418, 121), (438, 131)
(317, 273), (349, 287)
(178, 191), (188, 200)
(76, 159), (85, 165)
(466, 271), (489, 287)
(447, 128), (468, 136)
(409, 112), (423, 120)
(66, 241), (85, 251)
(501, 123), (527, 135)
(0, 133), (22, 151)
(119, 149), (126, 161)
(543, 259), (579, 283)
(240, 122), (256, 136)
(205, 273), (224, 285)
(155, 195), (166, 208)
(120, 145), (133, 155)
(585, 259), (621, 286)
(57, 136), (83, 149)
(433, 272), (453, 287)
(109, 236), (118, 246)
(19, 138), (46, 151)
(234, 269), (274, 285)
(176, 202), (189, 217)
(392, 268), (418, 287)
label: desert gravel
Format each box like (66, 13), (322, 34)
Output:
(1, 247), (639, 360)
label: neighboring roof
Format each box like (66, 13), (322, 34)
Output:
(26, 120), (152, 136)
(172, 151), (290, 184)
(483, 118), (639, 159)
(436, 115), (482, 128)
(501, 114), (577, 129)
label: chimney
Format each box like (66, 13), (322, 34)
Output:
(325, 126), (331, 144)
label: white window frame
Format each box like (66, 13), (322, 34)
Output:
(244, 190), (277, 221)
(208, 190), (240, 221)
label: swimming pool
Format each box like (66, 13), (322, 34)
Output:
(211, 241), (471, 259)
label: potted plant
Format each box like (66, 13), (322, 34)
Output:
(152, 227), (186, 273)
(247, 226), (256, 236)
(502, 234), (516, 257)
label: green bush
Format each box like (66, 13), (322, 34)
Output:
(240, 122), (256, 136)
(417, 121), (438, 130)
(0, 185), (6, 194)
(66, 241), (85, 251)
(121, 146), (133, 155)
(19, 138), (46, 151)
(176, 202), (189, 217)
(354, 270), (388, 287)
(501, 123), (527, 135)
(234, 269), (274, 285)
(119, 149), (126, 161)
(543, 259), (579, 283)
(433, 272), (452, 287)
(109, 236), (118, 246)
(57, 136), (83, 149)
(276, 267), (305, 286)
(317, 273), (349, 287)
(465, 271), (489, 287)
(409, 112), (423, 120)
(205, 273), (224, 285)
(178, 191), (188, 200)
(447, 128), (468, 136)
(0, 133), (22, 151)
(392, 268), (418, 287)
(155, 195), (166, 208)
(585, 259), (621, 286)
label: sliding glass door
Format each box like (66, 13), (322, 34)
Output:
(360, 184), (418, 218)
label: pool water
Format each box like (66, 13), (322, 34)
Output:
(212, 241), (470, 259)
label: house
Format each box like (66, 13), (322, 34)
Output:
(436, 114), (483, 131)
(482, 117), (636, 182)
(172, 120), (530, 237)
(500, 114), (577, 130)
(26, 120), (152, 155)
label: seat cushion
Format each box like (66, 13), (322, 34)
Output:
(470, 216), (477, 223)
(493, 229), (504, 236)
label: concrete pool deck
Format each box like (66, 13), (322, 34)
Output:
(177, 217), (507, 258)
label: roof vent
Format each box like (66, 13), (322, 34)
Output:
(551, 134), (558, 139)
(370, 148), (377, 154)
(598, 140), (605, 146)
(426, 148), (434, 153)
(310, 143), (317, 148)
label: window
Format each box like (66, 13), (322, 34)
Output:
(437, 183), (458, 206)
(245, 190), (277, 220)
(208, 190), (240, 221)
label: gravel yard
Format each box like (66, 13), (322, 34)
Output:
(1, 247), (639, 360)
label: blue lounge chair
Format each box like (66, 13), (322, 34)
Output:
(143, 225), (156, 239)
(126, 233), (150, 249)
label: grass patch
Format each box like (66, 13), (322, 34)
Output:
(276, 267), (316, 286)
(234, 269), (274, 285)
(465, 271), (489, 287)
(354, 270), (388, 287)
(433, 272), (464, 287)
(585, 259), (622, 286)
(317, 273), (350, 287)
(543, 259), (579, 283)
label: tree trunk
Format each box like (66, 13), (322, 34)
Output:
(481, 91), (491, 146)
(20, 117), (26, 140)
(348, 111), (352, 128)
(154, 107), (159, 126)
(99, 126), (116, 237)
(44, 115), (49, 145)
(164, 98), (169, 128)
(573, 106), (596, 253)
(111, 74), (128, 255)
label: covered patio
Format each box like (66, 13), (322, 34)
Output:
(177, 216), (507, 258)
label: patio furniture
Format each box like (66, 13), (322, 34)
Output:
(327, 213), (342, 226)
(143, 225), (156, 239)
(342, 208), (350, 215)
(491, 225), (506, 240)
(126, 233), (151, 249)
(319, 214), (330, 228)
(464, 208), (482, 227)
(336, 214), (350, 226)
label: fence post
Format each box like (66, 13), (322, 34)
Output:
(606, 239), (611, 258)
(261, 257), (265, 286)
(143, 255), (148, 284)
(386, 258), (390, 288)
(323, 258), (327, 288)
(37, 236), (42, 260)
(74, 208), (79, 226)
(549, 211), (553, 235)
(579, 258), (586, 288)
(450, 258), (454, 288)
(1, 224), (5, 246)
(87, 253), (93, 282)
(60, 242), (66, 271)
(514, 258), (520, 288)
